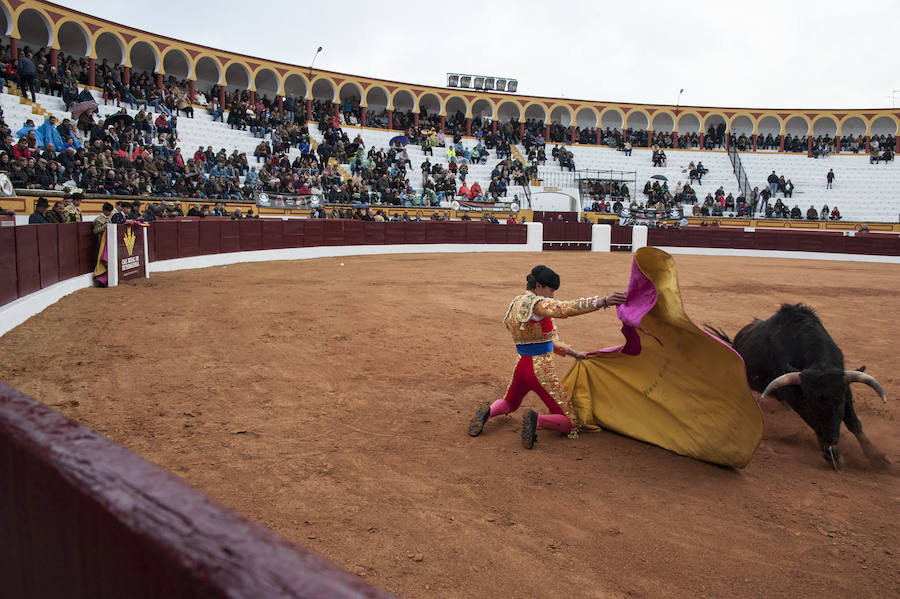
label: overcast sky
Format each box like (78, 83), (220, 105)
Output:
(53, 0), (899, 110)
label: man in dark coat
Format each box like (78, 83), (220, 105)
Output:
(28, 197), (50, 224)
(18, 50), (37, 102)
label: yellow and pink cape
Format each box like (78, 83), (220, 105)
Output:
(563, 247), (764, 468)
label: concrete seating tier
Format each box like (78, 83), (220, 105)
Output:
(3, 90), (897, 222)
(311, 125), (526, 203)
(739, 152), (900, 222)
(0, 90), (268, 160)
(536, 146), (741, 205)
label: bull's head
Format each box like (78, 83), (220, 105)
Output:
(761, 370), (886, 469)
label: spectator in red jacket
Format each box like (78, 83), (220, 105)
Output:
(13, 138), (31, 160)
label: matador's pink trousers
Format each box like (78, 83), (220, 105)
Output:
(488, 353), (575, 434)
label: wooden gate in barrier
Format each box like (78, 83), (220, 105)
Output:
(541, 222), (592, 251)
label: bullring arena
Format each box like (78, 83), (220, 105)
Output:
(1, 1), (899, 598)
(3, 252), (899, 598)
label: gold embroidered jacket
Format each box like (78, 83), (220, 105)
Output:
(92, 213), (110, 235)
(64, 204), (82, 222)
(504, 291), (600, 355)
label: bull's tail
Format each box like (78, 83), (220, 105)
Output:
(704, 324), (733, 346)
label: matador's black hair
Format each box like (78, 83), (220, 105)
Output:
(526, 264), (560, 290)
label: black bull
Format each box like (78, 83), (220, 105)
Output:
(708, 304), (888, 468)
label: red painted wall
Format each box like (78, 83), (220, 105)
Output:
(647, 227), (900, 255)
(0, 224), (98, 306)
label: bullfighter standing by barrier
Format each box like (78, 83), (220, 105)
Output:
(468, 265), (626, 448)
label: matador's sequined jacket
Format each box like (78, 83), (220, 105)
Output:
(503, 291), (600, 356)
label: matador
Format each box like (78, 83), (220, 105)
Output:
(468, 265), (626, 448)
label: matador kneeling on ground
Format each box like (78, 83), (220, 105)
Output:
(468, 265), (626, 448)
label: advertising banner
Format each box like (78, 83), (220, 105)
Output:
(117, 223), (148, 281)
(255, 192), (323, 210)
(103, 223), (149, 287)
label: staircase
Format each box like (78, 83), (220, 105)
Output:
(510, 144), (539, 186)
(727, 145), (751, 201)
(5, 83), (49, 118)
(327, 157), (352, 182)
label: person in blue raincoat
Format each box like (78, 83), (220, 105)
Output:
(16, 118), (37, 141)
(36, 116), (64, 150)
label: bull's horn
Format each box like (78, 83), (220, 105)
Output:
(844, 371), (887, 404)
(760, 372), (802, 398)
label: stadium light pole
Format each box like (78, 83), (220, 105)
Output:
(308, 46), (322, 84)
(675, 88), (684, 115)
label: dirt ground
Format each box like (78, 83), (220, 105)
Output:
(2, 252), (898, 598)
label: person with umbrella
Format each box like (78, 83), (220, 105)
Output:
(61, 69), (80, 109)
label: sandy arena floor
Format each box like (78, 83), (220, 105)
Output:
(1, 252), (898, 598)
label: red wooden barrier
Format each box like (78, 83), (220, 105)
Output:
(484, 223), (509, 244)
(77, 223), (97, 274)
(239, 219), (262, 251)
(383, 223), (405, 245)
(647, 227), (900, 256)
(445, 223), (467, 243)
(341, 220), (365, 245)
(304, 220), (324, 246)
(152, 221), (179, 260)
(542, 222), (591, 251)
(0, 227), (16, 305)
(425, 222), (447, 243)
(37, 225), (60, 288)
(405, 223), (427, 244)
(9, 221), (900, 314)
(0, 382), (393, 599)
(262, 219), (285, 249)
(508, 225), (527, 244)
(178, 220), (201, 257)
(220, 220), (241, 252)
(464, 222), (487, 244)
(284, 219), (305, 247)
(15, 226), (40, 297)
(323, 220), (348, 246)
(611, 225), (634, 249)
(363, 221), (385, 245)
(198, 220), (222, 255)
(542, 222), (591, 243)
(57, 224), (80, 280)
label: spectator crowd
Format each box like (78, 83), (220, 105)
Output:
(0, 39), (893, 228)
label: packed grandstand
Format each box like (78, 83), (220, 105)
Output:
(2, 0), (900, 226)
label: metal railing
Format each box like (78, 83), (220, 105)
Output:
(519, 182), (532, 209)
(536, 170), (577, 189)
(536, 169), (637, 193)
(577, 169), (638, 183)
(727, 144), (751, 201)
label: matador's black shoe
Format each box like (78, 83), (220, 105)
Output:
(468, 403), (491, 437)
(521, 409), (538, 449)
